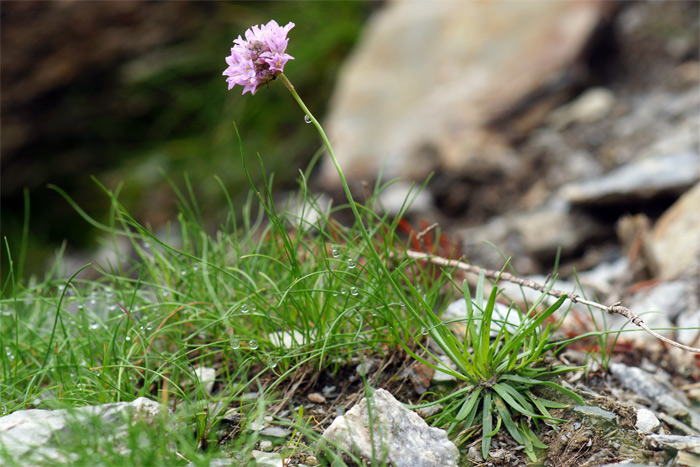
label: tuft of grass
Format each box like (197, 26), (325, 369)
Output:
(410, 273), (585, 462)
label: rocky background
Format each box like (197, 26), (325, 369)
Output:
(318, 0), (699, 348)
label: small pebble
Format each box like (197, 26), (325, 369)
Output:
(259, 440), (273, 452)
(308, 392), (326, 404)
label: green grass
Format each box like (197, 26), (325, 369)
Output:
(1, 148), (589, 465)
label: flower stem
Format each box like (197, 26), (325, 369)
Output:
(278, 74), (357, 213)
(278, 73), (431, 325)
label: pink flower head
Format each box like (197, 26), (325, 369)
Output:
(223, 20), (295, 95)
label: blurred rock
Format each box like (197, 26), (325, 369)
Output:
(322, 388), (459, 467)
(377, 181), (434, 216)
(193, 366), (216, 395)
(646, 182), (700, 280)
(648, 434), (700, 455)
(320, 0), (610, 187)
(610, 362), (700, 431)
(511, 201), (608, 261)
(0, 397), (164, 464)
(560, 151), (699, 206)
(251, 451), (284, 467)
(547, 87), (616, 130)
(635, 408), (660, 434)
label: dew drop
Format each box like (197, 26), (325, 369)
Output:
(249, 340), (259, 350)
(58, 285), (65, 292)
(90, 299), (97, 305)
(347, 259), (356, 269)
(399, 301), (405, 307)
(331, 248), (340, 258)
(143, 242), (151, 249)
(108, 305), (117, 311)
(89, 323), (99, 330)
(125, 336), (131, 341)
(350, 287), (359, 297)
(231, 339), (240, 350)
(77, 304), (84, 310)
(241, 304), (249, 314)
(340, 288), (347, 295)
(420, 327), (429, 336)
(162, 291), (169, 297)
(304, 115), (312, 124)
(267, 357), (279, 369)
(251, 305), (257, 312)
(180, 270), (187, 276)
(333, 292), (338, 297)
(146, 325), (153, 331)
(193, 266), (199, 271)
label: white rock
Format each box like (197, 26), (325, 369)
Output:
(432, 355), (458, 383)
(635, 408), (660, 433)
(548, 87), (616, 129)
(251, 450), (284, 467)
(194, 366), (216, 395)
(0, 397), (163, 464)
(377, 180), (434, 216)
(443, 298), (522, 335)
(322, 389), (459, 466)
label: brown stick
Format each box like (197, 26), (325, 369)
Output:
(404, 249), (700, 354)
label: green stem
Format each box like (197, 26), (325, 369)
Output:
(278, 73), (426, 326)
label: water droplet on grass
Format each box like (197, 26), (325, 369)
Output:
(231, 339), (240, 350)
(162, 291), (169, 297)
(125, 336), (131, 341)
(420, 327), (429, 336)
(89, 323), (99, 330)
(350, 287), (359, 296)
(399, 301), (405, 307)
(347, 259), (356, 269)
(331, 248), (340, 258)
(304, 115), (312, 123)
(267, 357), (279, 369)
(249, 340), (259, 350)
(241, 304), (249, 314)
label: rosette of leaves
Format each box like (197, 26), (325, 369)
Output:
(415, 273), (584, 462)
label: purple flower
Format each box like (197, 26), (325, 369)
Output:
(223, 20), (295, 95)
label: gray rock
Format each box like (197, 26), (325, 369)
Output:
(571, 405), (617, 424)
(610, 362), (700, 431)
(320, 0), (607, 186)
(252, 450), (284, 467)
(560, 151), (699, 206)
(0, 397), (164, 464)
(648, 434), (700, 455)
(635, 408), (661, 434)
(511, 201), (607, 260)
(322, 388), (459, 466)
(259, 426), (291, 438)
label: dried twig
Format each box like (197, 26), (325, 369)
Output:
(404, 249), (700, 354)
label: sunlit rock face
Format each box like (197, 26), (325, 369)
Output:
(320, 0), (608, 187)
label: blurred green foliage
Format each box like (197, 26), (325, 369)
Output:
(2, 2), (374, 287)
